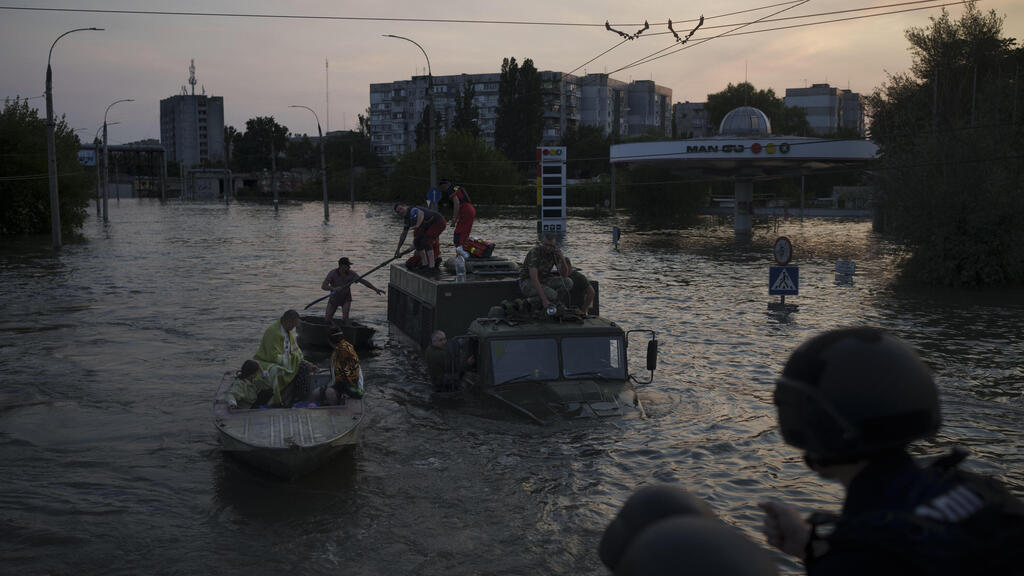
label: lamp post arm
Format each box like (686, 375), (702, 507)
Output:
(290, 104), (329, 221)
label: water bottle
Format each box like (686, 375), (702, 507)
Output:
(455, 248), (467, 282)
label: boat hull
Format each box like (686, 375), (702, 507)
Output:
(213, 372), (364, 479)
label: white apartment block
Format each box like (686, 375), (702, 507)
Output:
(784, 83), (865, 136)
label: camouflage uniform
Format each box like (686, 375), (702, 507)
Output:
(518, 244), (573, 305)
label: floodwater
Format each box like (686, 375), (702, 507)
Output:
(1, 200), (1021, 575)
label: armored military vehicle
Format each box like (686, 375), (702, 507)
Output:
(444, 308), (657, 423)
(387, 255), (657, 423)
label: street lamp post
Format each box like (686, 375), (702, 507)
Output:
(290, 105), (329, 221)
(384, 34), (436, 191)
(103, 99), (133, 223)
(92, 120), (117, 217)
(46, 26), (102, 249)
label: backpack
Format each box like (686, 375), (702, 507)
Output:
(811, 450), (1024, 575)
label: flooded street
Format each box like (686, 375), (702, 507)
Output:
(1, 199), (1021, 575)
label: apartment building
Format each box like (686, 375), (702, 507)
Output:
(672, 101), (713, 138)
(369, 71), (672, 159)
(784, 83), (865, 136)
(159, 94), (225, 166)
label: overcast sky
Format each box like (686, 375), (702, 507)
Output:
(2, 1), (1021, 144)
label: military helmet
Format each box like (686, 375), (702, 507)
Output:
(774, 327), (940, 461)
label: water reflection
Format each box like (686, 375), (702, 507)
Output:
(0, 199), (1021, 575)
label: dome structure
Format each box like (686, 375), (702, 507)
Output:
(719, 106), (772, 136)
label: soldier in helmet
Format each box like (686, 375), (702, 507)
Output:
(760, 327), (1023, 575)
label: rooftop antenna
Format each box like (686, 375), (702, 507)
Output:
(189, 59), (197, 96)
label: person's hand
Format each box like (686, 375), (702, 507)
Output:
(394, 249), (401, 258)
(758, 501), (811, 558)
(376, 288), (385, 295)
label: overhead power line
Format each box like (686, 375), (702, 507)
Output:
(611, 0), (969, 74)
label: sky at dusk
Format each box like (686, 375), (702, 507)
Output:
(2, 0), (1022, 144)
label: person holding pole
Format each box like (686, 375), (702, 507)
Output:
(322, 257), (385, 326)
(394, 203), (446, 270)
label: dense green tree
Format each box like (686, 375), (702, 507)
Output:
(414, 104), (442, 149)
(234, 116), (289, 173)
(388, 131), (521, 204)
(495, 57), (544, 168)
(705, 82), (810, 135)
(559, 125), (610, 179)
(452, 78), (480, 138)
(1, 97), (91, 237)
(867, 3), (1024, 286)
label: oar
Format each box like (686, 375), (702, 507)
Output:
(304, 248), (415, 310)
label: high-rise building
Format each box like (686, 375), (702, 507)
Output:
(580, 74), (628, 138)
(626, 80), (672, 137)
(368, 71), (672, 159)
(159, 61), (225, 166)
(784, 83), (864, 136)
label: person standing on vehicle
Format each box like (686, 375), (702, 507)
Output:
(321, 257), (385, 326)
(441, 178), (475, 249)
(394, 203), (446, 270)
(760, 327), (1023, 575)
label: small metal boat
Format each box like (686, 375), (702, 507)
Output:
(213, 372), (364, 478)
(297, 314), (376, 354)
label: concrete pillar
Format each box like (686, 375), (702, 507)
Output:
(734, 179), (753, 236)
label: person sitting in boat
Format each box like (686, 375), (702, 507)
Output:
(394, 203), (447, 270)
(564, 257), (595, 316)
(321, 256), (385, 326)
(327, 334), (365, 401)
(519, 233), (573, 312)
(224, 359), (276, 409)
(253, 310), (315, 407)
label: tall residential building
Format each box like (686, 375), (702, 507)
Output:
(626, 80), (672, 137)
(784, 83), (864, 136)
(580, 74), (628, 138)
(159, 60), (225, 167)
(160, 94), (225, 166)
(672, 102), (713, 138)
(368, 71), (672, 159)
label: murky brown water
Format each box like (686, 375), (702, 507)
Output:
(1, 200), (1021, 574)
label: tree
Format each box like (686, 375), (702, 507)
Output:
(560, 125), (610, 179)
(233, 116), (289, 173)
(1, 97), (91, 237)
(495, 57), (544, 170)
(452, 78), (480, 138)
(867, 3), (1024, 286)
(388, 131), (521, 204)
(414, 104), (441, 149)
(357, 106), (371, 138)
(705, 82), (810, 135)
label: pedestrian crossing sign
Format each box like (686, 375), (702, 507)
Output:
(769, 266), (799, 295)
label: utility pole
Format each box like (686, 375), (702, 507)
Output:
(46, 27), (102, 248)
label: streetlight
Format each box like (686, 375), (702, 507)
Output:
(290, 104), (330, 221)
(92, 122), (117, 217)
(46, 26), (102, 249)
(383, 34), (436, 191)
(103, 98), (133, 222)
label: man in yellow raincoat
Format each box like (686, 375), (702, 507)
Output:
(253, 310), (314, 406)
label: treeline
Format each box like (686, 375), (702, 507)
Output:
(867, 3), (1024, 286)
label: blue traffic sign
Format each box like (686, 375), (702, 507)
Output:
(769, 266), (799, 295)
